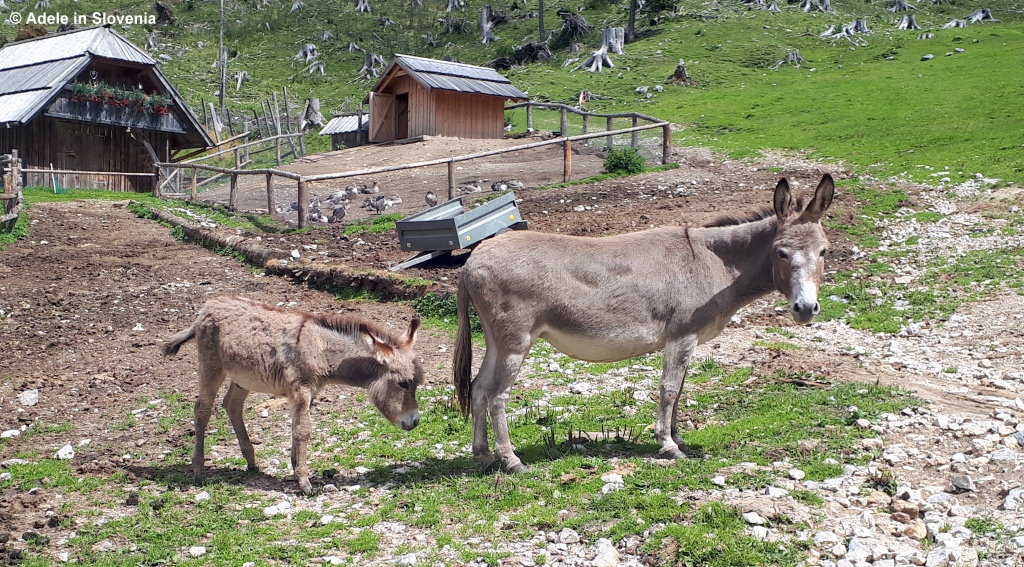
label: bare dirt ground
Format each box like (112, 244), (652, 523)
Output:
(2, 138), (1022, 565)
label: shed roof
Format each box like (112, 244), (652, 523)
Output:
(320, 114), (369, 136)
(373, 54), (528, 100)
(0, 26), (212, 148)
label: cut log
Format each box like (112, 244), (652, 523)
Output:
(942, 19), (968, 29)
(304, 61), (326, 76)
(573, 43), (614, 73)
(770, 50), (805, 70)
(290, 0), (306, 13)
(604, 28), (625, 55)
(766, 1), (781, 12)
(896, 14), (921, 30)
(300, 98), (325, 132)
(358, 52), (387, 80)
(798, 0), (817, 12)
(294, 43), (318, 63)
(481, 6), (498, 43)
(557, 9), (593, 43)
(439, 15), (472, 34)
(888, 0), (916, 12)
(966, 8), (999, 23)
(817, 0), (833, 12)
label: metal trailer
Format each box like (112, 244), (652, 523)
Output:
(389, 192), (527, 271)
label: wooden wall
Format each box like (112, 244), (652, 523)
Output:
(0, 117), (165, 192)
(370, 72), (507, 142)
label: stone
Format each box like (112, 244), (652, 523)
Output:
(845, 538), (873, 563)
(814, 531), (842, 547)
(592, 538), (620, 567)
(54, 444), (75, 460)
(925, 547), (951, 567)
(902, 521), (928, 541)
(1, 430), (21, 439)
(788, 468), (805, 480)
(194, 491), (211, 502)
(398, 553), (417, 566)
(558, 528), (580, 544)
(1002, 488), (1024, 510)
(188, 546), (207, 558)
(751, 526), (769, 540)
(948, 475), (975, 492)
(17, 390), (39, 406)
(742, 511), (766, 525)
(891, 499), (919, 520)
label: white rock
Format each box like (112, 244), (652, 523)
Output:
(814, 531), (842, 547)
(1002, 488), (1024, 510)
(742, 511), (766, 525)
(558, 527), (580, 544)
(17, 389), (39, 406)
(600, 473), (623, 484)
(398, 553), (418, 566)
(711, 476), (727, 487)
(925, 547), (951, 567)
(290, 249), (301, 259)
(788, 468), (806, 480)
(846, 538), (873, 562)
(54, 444), (75, 460)
(751, 526), (770, 540)
(188, 546), (207, 558)
(1, 430), (20, 439)
(592, 538), (621, 567)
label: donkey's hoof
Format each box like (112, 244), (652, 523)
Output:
(298, 482), (314, 495)
(504, 461), (528, 474)
(480, 460), (501, 474)
(658, 447), (687, 460)
(247, 465), (260, 472)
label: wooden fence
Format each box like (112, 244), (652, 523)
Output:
(1, 150), (25, 228)
(157, 109), (672, 228)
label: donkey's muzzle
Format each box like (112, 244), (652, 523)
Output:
(791, 300), (820, 324)
(399, 410), (421, 431)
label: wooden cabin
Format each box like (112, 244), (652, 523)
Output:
(320, 113), (369, 150)
(0, 25), (213, 192)
(367, 55), (528, 143)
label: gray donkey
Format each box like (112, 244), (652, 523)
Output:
(163, 296), (424, 493)
(454, 175), (835, 473)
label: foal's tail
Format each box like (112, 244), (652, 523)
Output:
(162, 320), (198, 357)
(453, 278), (474, 418)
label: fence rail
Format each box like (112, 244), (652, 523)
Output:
(157, 114), (671, 228)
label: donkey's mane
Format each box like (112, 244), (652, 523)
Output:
(703, 197), (807, 228)
(703, 207), (775, 228)
(307, 312), (399, 346)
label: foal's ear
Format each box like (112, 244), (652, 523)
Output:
(406, 317), (421, 345)
(802, 174), (835, 222)
(773, 178), (794, 220)
(361, 325), (397, 365)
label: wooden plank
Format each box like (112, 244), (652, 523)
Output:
(563, 139), (572, 183)
(266, 172), (275, 215)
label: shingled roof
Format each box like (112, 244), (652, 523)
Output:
(372, 54), (528, 100)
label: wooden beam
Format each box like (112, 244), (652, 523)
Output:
(563, 139), (572, 183)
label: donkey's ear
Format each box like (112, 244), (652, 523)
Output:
(802, 174), (835, 222)
(773, 178), (793, 220)
(406, 317), (421, 345)
(361, 326), (397, 366)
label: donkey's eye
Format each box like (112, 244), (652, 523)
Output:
(398, 381), (410, 390)
(820, 249), (828, 257)
(777, 250), (789, 260)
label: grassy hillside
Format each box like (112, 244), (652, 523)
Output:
(2, 0), (1021, 184)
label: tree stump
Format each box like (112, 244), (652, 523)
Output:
(770, 50), (805, 70)
(668, 59), (698, 86)
(301, 99), (325, 132)
(896, 14), (921, 30)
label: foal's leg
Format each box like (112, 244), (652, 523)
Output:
(488, 348), (530, 473)
(222, 382), (258, 472)
(288, 386), (315, 494)
(656, 337), (697, 459)
(193, 359), (226, 482)
(471, 347), (498, 472)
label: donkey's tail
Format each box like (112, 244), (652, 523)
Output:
(453, 278), (474, 418)
(162, 321), (198, 357)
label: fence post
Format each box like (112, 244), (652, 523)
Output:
(266, 172), (275, 215)
(631, 115), (639, 149)
(152, 165), (161, 198)
(526, 104), (533, 131)
(581, 114), (589, 146)
(662, 124), (672, 165)
(229, 172), (238, 211)
(447, 161), (455, 200)
(560, 108), (567, 137)
(190, 167), (198, 200)
(276, 137), (282, 166)
(563, 139), (572, 183)
(297, 180), (308, 228)
(606, 116), (614, 149)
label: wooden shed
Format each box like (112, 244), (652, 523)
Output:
(367, 55), (528, 143)
(320, 113), (368, 150)
(0, 25), (213, 192)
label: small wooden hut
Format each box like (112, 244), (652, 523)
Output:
(320, 113), (369, 150)
(367, 55), (528, 143)
(0, 25), (213, 192)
